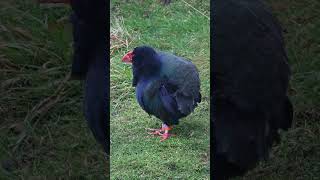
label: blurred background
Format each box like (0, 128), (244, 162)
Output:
(240, 0), (320, 179)
(0, 0), (106, 178)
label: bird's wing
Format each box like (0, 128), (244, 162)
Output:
(169, 64), (201, 115)
(138, 78), (172, 117)
(163, 74), (200, 115)
(159, 82), (178, 115)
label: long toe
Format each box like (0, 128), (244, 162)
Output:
(146, 128), (162, 131)
(160, 133), (171, 142)
(146, 128), (163, 136)
(148, 130), (162, 135)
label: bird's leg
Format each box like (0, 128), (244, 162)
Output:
(160, 124), (174, 142)
(147, 128), (163, 136)
(147, 123), (172, 137)
(146, 124), (164, 136)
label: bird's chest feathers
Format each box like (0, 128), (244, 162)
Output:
(136, 81), (147, 108)
(136, 78), (161, 112)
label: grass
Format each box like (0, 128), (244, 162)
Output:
(0, 0), (107, 179)
(110, 0), (210, 179)
(236, 0), (320, 179)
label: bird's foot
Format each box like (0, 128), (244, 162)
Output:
(146, 124), (174, 141)
(160, 132), (175, 142)
(146, 128), (163, 136)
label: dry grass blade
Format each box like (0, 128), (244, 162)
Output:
(1, 77), (22, 89)
(13, 72), (71, 152)
(0, 55), (20, 70)
(24, 72), (70, 122)
(110, 16), (133, 56)
(10, 26), (33, 40)
(181, 0), (210, 20)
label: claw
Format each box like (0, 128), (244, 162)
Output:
(146, 128), (162, 131)
(146, 124), (175, 141)
(160, 133), (171, 142)
(147, 130), (162, 135)
(146, 128), (164, 136)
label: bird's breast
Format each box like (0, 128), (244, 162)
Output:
(135, 81), (147, 108)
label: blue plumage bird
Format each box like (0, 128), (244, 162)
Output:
(122, 46), (201, 141)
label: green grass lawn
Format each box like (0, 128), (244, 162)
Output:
(110, 0), (210, 179)
(0, 0), (107, 179)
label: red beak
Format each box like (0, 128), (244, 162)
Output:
(122, 51), (134, 63)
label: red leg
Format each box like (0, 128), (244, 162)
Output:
(160, 126), (175, 142)
(147, 124), (175, 141)
(146, 128), (163, 136)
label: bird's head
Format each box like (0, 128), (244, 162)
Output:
(122, 46), (157, 64)
(122, 46), (160, 86)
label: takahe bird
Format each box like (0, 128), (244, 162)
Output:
(39, 0), (108, 154)
(212, 0), (293, 179)
(122, 46), (201, 141)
